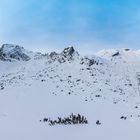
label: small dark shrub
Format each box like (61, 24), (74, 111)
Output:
(41, 114), (88, 126)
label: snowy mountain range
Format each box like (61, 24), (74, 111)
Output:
(0, 44), (140, 140)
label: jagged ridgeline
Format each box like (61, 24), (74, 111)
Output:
(0, 44), (102, 66)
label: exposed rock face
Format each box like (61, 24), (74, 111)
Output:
(59, 46), (79, 62)
(61, 46), (75, 57)
(112, 51), (120, 57)
(80, 56), (103, 67)
(0, 44), (31, 61)
(49, 46), (79, 63)
(49, 52), (58, 61)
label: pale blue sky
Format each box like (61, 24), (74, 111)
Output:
(0, 0), (140, 54)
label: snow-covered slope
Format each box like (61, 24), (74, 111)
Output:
(0, 44), (140, 140)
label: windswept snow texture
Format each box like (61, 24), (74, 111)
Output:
(0, 45), (140, 140)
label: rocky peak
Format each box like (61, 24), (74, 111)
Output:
(49, 46), (79, 63)
(61, 46), (75, 57)
(0, 44), (31, 61)
(60, 46), (79, 60)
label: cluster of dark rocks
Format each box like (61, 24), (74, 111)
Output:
(40, 114), (88, 126)
(120, 116), (127, 120)
(80, 57), (99, 66)
(0, 83), (4, 90)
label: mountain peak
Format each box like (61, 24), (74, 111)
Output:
(1, 44), (24, 51)
(0, 44), (31, 61)
(49, 46), (79, 63)
(61, 46), (75, 57)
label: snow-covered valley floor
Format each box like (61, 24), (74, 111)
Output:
(1, 85), (140, 140)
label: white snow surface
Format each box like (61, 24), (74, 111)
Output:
(0, 46), (140, 140)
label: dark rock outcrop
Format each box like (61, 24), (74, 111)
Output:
(61, 46), (75, 57)
(112, 51), (120, 57)
(0, 44), (31, 61)
(49, 46), (79, 63)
